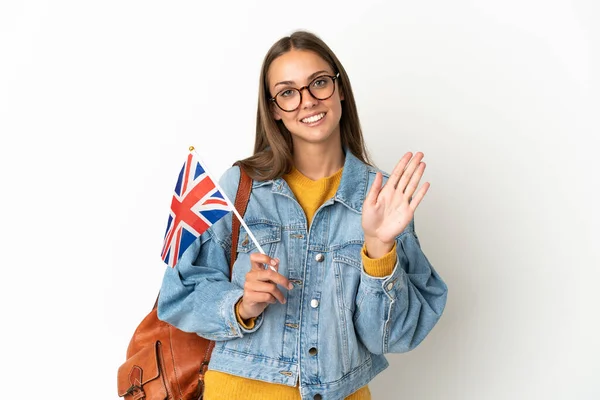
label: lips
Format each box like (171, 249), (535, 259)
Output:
(300, 112), (326, 124)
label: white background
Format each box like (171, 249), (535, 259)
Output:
(1, 0), (598, 399)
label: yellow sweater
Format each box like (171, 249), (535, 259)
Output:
(204, 167), (396, 400)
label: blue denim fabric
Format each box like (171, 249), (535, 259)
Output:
(157, 151), (448, 400)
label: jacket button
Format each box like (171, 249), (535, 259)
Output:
(315, 253), (324, 262)
(314, 395), (322, 400)
(386, 282), (394, 291)
(309, 347), (318, 356)
(310, 299), (319, 308)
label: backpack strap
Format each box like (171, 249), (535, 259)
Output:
(230, 165), (252, 274)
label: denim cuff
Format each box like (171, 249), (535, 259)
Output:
(235, 297), (265, 333)
(360, 256), (406, 300)
(220, 289), (264, 336)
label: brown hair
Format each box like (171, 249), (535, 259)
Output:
(237, 30), (372, 181)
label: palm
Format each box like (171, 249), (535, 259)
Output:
(362, 152), (430, 244)
(362, 195), (415, 244)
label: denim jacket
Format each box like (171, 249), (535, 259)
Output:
(157, 151), (448, 400)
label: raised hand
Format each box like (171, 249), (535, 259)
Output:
(238, 253), (293, 320)
(361, 152), (430, 258)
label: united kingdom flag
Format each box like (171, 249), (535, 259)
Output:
(161, 151), (233, 268)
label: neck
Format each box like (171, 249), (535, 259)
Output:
(292, 140), (345, 180)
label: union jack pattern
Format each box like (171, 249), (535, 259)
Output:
(160, 152), (232, 268)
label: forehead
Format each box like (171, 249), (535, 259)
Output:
(268, 50), (332, 87)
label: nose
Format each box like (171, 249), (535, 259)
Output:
(300, 86), (318, 109)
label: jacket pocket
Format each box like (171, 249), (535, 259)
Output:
(236, 221), (281, 255)
(332, 242), (371, 373)
(232, 221), (282, 287)
(333, 242), (363, 313)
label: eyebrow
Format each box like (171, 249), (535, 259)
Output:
(273, 70), (332, 89)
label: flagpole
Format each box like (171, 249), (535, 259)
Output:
(189, 146), (277, 272)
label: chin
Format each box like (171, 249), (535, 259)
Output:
(297, 129), (337, 144)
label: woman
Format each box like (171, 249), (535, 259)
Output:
(158, 30), (448, 400)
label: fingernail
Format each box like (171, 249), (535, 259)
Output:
(270, 259), (277, 266)
(288, 283), (293, 290)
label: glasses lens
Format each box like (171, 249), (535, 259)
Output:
(308, 76), (335, 100)
(275, 89), (301, 112)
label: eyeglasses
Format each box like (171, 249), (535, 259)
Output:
(270, 73), (340, 112)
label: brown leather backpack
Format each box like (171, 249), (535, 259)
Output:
(117, 167), (252, 400)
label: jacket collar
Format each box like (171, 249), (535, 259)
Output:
(255, 150), (371, 214)
(334, 150), (370, 214)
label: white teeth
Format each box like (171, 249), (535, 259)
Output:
(301, 113), (325, 124)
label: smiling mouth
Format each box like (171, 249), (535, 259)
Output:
(301, 112), (326, 124)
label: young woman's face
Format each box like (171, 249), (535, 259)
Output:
(268, 50), (343, 147)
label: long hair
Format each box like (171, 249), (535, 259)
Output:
(237, 30), (372, 181)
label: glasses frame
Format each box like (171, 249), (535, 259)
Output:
(270, 73), (340, 112)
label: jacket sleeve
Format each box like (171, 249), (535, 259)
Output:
(353, 219), (448, 354)
(156, 167), (263, 341)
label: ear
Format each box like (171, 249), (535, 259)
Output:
(338, 82), (345, 101)
(271, 102), (283, 120)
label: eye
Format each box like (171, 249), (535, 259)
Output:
(312, 78), (328, 88)
(280, 89), (297, 98)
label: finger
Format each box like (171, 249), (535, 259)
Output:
(246, 266), (292, 290)
(365, 172), (383, 205)
(250, 253), (278, 271)
(259, 269), (292, 290)
(387, 152), (413, 190)
(245, 291), (277, 305)
(403, 162), (426, 199)
(395, 152), (424, 194)
(245, 281), (286, 304)
(249, 252), (277, 265)
(409, 182), (430, 211)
